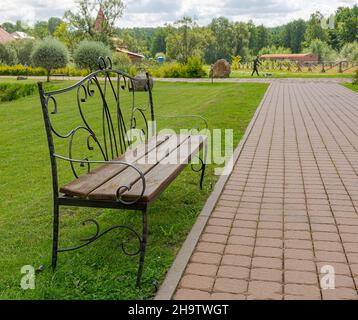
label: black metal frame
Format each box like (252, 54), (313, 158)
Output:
(38, 57), (207, 287)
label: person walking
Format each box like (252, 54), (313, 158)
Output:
(251, 55), (261, 76)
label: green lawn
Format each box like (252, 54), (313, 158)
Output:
(0, 79), (268, 299)
(343, 83), (358, 92)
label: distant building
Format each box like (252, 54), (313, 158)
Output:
(260, 53), (319, 64)
(116, 47), (145, 64)
(95, 7), (105, 32)
(0, 27), (15, 43)
(11, 31), (34, 40)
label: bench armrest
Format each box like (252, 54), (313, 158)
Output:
(156, 115), (208, 132)
(54, 154), (146, 205)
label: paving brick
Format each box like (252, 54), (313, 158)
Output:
(315, 251), (347, 263)
(247, 281), (282, 299)
(285, 259), (316, 272)
(210, 293), (246, 300)
(196, 242), (225, 254)
(251, 268), (282, 282)
(285, 248), (314, 260)
(191, 252), (221, 265)
(205, 225), (231, 235)
(285, 271), (318, 285)
(252, 257), (282, 269)
(201, 233), (228, 244)
(213, 278), (248, 294)
(186, 263), (218, 277)
(254, 246), (282, 258)
(225, 244), (253, 256)
(256, 237), (283, 248)
(322, 288), (358, 300)
(180, 275), (214, 292)
(285, 284), (321, 299)
(285, 239), (312, 250)
(221, 255), (251, 267)
(217, 265), (250, 280)
(174, 289), (211, 300)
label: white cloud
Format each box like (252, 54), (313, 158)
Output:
(0, 0), (356, 27)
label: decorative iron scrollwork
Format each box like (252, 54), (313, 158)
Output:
(58, 218), (142, 256)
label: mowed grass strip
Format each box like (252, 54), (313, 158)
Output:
(0, 80), (268, 299)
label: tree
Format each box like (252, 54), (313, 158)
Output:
(307, 39), (337, 62)
(339, 42), (358, 61)
(166, 17), (207, 63)
(32, 21), (50, 39)
(282, 19), (307, 53)
(259, 46), (292, 55)
(0, 43), (18, 65)
(304, 12), (329, 45)
(206, 17), (236, 62)
(248, 22), (270, 55)
(54, 22), (84, 52)
(64, 0), (125, 40)
(233, 22), (250, 61)
(73, 40), (111, 71)
(335, 6), (358, 47)
(48, 17), (63, 36)
(12, 40), (35, 66)
(151, 28), (167, 56)
(31, 38), (69, 82)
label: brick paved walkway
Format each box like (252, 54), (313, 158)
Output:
(174, 82), (358, 300)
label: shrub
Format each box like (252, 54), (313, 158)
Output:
(31, 38), (69, 82)
(148, 56), (206, 78)
(13, 40), (35, 66)
(185, 56), (206, 78)
(307, 39), (337, 62)
(354, 68), (358, 85)
(0, 83), (56, 102)
(0, 65), (46, 76)
(74, 40), (111, 72)
(112, 51), (132, 73)
(0, 64), (89, 77)
(339, 42), (358, 62)
(0, 83), (37, 102)
(0, 43), (18, 65)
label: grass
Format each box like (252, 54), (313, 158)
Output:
(0, 78), (268, 299)
(343, 82), (358, 93)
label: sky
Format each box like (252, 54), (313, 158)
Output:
(0, 0), (357, 28)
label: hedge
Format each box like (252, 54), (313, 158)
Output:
(0, 83), (56, 102)
(0, 65), (89, 77)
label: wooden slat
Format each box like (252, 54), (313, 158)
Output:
(120, 135), (206, 202)
(59, 134), (171, 198)
(87, 134), (190, 201)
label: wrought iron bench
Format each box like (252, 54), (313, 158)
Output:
(38, 57), (207, 287)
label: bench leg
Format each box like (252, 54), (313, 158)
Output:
(136, 206), (148, 287)
(200, 163), (206, 190)
(52, 202), (59, 271)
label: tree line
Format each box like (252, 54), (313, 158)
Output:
(1, 0), (358, 64)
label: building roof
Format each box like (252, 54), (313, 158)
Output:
(260, 53), (317, 59)
(0, 27), (15, 43)
(11, 31), (34, 40)
(116, 48), (145, 59)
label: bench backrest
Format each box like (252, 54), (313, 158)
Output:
(38, 57), (155, 196)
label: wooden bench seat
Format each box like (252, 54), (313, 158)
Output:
(60, 134), (206, 203)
